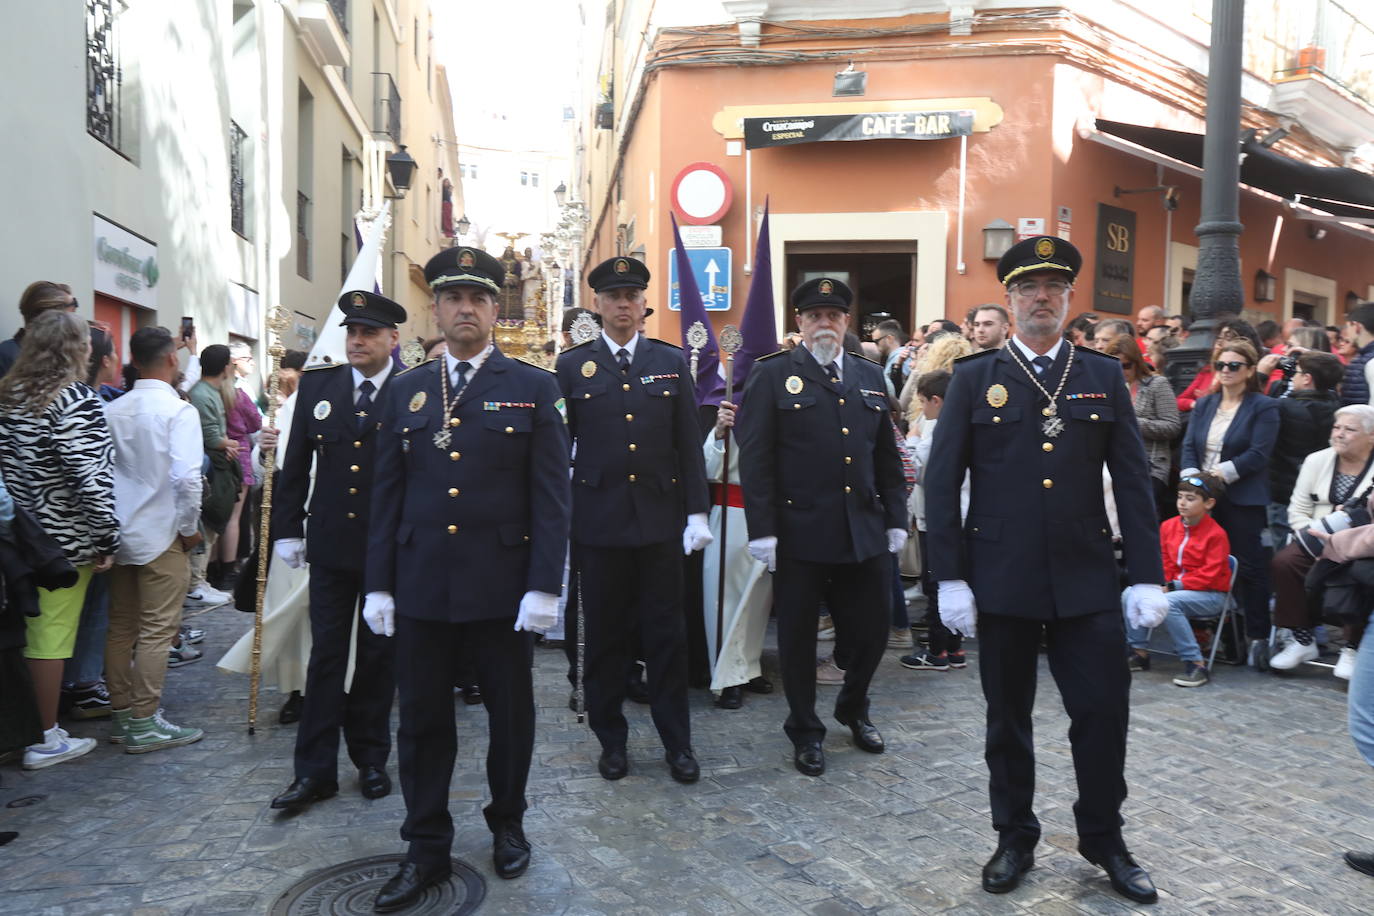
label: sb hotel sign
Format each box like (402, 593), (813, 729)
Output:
(93, 214), (159, 310)
(1094, 203), (1135, 315)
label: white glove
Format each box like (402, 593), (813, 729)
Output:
(937, 580), (978, 638)
(362, 591), (395, 637)
(747, 536), (777, 572)
(274, 538), (305, 569)
(1125, 583), (1169, 630)
(682, 512), (713, 555)
(515, 590), (559, 633)
(886, 528), (908, 554)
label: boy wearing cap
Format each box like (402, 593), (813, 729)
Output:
(269, 290), (405, 814)
(925, 237), (1166, 904)
(735, 277), (909, 778)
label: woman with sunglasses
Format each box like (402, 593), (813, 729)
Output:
(1175, 319), (1264, 412)
(1181, 338), (1280, 669)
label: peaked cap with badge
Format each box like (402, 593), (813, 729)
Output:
(338, 290), (407, 329)
(587, 256), (650, 292)
(791, 277), (853, 313)
(424, 245), (506, 295)
(996, 235), (1083, 287)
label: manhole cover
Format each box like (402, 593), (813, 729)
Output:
(269, 854), (485, 915)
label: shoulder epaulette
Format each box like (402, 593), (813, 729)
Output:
(650, 338), (683, 350)
(846, 349), (882, 366)
(512, 356), (555, 373)
(561, 339), (594, 352)
(303, 360), (346, 371)
(953, 348), (997, 363)
(1074, 344), (1117, 360)
(756, 349), (787, 362)
(396, 357), (439, 376)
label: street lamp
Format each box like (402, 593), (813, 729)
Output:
(385, 145), (417, 197)
(553, 181), (567, 207)
(455, 213), (470, 239)
(982, 219), (1015, 260)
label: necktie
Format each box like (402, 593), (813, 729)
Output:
(1032, 355), (1053, 376)
(355, 379), (374, 431)
(824, 362), (840, 384)
(616, 348), (630, 374)
(453, 361), (473, 397)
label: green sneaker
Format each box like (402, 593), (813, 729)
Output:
(109, 708), (132, 745)
(123, 713), (204, 754)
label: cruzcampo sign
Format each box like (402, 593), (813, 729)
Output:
(743, 110), (974, 149)
(93, 214), (159, 310)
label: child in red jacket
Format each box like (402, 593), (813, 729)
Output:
(1124, 472), (1231, 687)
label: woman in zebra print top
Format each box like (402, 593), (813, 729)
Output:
(0, 309), (119, 768)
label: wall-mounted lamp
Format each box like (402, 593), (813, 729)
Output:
(455, 213), (470, 238)
(1114, 184), (1179, 210)
(385, 145), (417, 197)
(553, 181), (568, 207)
(1308, 224), (1328, 240)
(833, 63), (866, 97)
(1254, 269), (1277, 302)
(982, 219), (1015, 260)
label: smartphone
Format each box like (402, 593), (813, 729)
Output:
(180, 317), (194, 341)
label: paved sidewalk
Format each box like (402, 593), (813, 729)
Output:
(1, 606), (1370, 915)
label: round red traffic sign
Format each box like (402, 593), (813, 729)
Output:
(670, 162), (733, 225)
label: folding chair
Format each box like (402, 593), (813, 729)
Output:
(1144, 556), (1241, 669)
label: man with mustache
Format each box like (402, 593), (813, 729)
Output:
(924, 236), (1167, 904)
(735, 277), (908, 777)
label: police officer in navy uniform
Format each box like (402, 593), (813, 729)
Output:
(924, 236), (1168, 904)
(270, 290), (403, 813)
(554, 255), (713, 784)
(735, 277), (908, 778)
(363, 246), (571, 910)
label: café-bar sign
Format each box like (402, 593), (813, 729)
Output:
(743, 110), (974, 149)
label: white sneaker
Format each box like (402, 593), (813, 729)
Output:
(1334, 647), (1358, 681)
(903, 583), (924, 600)
(1270, 640), (1319, 670)
(23, 726), (97, 770)
(817, 615), (836, 641)
(184, 583), (232, 608)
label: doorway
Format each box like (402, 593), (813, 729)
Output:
(785, 243), (916, 337)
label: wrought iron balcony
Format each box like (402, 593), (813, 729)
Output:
(328, 0), (348, 35)
(230, 121), (248, 237)
(372, 72), (401, 144)
(86, 0), (122, 150)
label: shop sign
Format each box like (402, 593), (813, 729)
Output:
(1094, 203), (1135, 315)
(743, 110), (974, 149)
(1016, 217), (1045, 241)
(93, 215), (159, 309)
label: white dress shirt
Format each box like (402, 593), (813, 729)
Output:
(444, 344), (493, 388)
(802, 344), (845, 382)
(351, 363), (393, 404)
(1009, 334), (1064, 371)
(602, 331), (640, 363)
(104, 379), (205, 566)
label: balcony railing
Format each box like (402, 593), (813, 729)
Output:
(86, 0), (122, 150)
(296, 191), (311, 279)
(372, 72), (401, 144)
(1274, 0), (1374, 104)
(230, 121), (248, 237)
(328, 0), (348, 35)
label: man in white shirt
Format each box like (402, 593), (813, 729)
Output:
(104, 326), (206, 754)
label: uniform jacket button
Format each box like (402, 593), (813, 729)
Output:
(448, 488), (459, 497)
(622, 383), (630, 391)
(1090, 413), (1100, 421)
(841, 427), (849, 435)
(993, 416), (1002, 424)
(349, 464), (360, 472)
(348, 487), (358, 495)
(628, 443), (637, 451)
(838, 397), (845, 405)
(1042, 442), (1053, 452)
(505, 426), (514, 433)
(353, 440), (362, 448)
(1042, 478), (1053, 489)
(629, 474), (637, 482)
(450, 451), (461, 461)
(844, 486), (851, 494)
(346, 512), (356, 519)
(625, 413), (634, 421)
(447, 524), (458, 534)
(450, 417), (461, 427)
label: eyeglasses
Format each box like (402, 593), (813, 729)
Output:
(1009, 279), (1071, 298)
(1213, 360), (1250, 372)
(1216, 330), (1241, 340)
(1180, 475), (1212, 496)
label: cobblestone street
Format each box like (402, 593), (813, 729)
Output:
(1, 605), (1370, 915)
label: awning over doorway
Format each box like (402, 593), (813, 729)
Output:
(1095, 119), (1374, 221)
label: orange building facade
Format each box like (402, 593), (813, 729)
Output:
(573, 3), (1374, 342)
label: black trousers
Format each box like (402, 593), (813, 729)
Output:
(978, 610), (1129, 858)
(395, 615), (534, 866)
(562, 563), (642, 690)
(578, 539), (690, 753)
(294, 565), (394, 780)
(1210, 499), (1271, 638)
(774, 553), (889, 746)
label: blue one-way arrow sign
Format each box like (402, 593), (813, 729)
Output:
(668, 246), (731, 311)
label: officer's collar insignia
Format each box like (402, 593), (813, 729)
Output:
(459, 249), (476, 268)
(581, 360), (597, 378)
(614, 258), (629, 274)
(408, 391), (427, 412)
(819, 279), (833, 296)
(351, 292), (367, 309)
(986, 383), (1008, 408)
(785, 375), (804, 394)
(1034, 238), (1055, 260)
(313, 399), (332, 420)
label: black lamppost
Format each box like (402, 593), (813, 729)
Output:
(1163, 0), (1246, 393)
(385, 145), (417, 197)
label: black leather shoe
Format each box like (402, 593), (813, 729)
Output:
(460, 684), (483, 705)
(270, 776), (338, 811)
(744, 676), (773, 694)
(598, 746), (628, 780)
(1345, 850), (1374, 877)
(278, 691), (303, 725)
(359, 765), (391, 800)
(981, 846), (1034, 893)
(492, 822), (532, 879)
(666, 748), (700, 784)
(1085, 850), (1157, 903)
(715, 686), (743, 709)
(793, 741), (825, 777)
(373, 860), (451, 912)
(836, 715), (885, 753)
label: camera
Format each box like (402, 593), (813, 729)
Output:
(1278, 354), (1299, 379)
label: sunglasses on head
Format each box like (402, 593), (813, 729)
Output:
(1180, 475), (1212, 496)
(1214, 360), (1249, 372)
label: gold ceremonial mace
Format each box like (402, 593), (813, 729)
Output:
(248, 305), (292, 735)
(567, 311), (600, 724)
(715, 325), (742, 664)
(686, 321), (708, 384)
